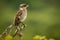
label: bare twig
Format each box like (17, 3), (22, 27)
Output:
(1, 24), (14, 38)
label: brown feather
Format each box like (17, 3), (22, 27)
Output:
(14, 10), (22, 26)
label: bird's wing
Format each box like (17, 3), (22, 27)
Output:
(16, 10), (22, 16)
(14, 10), (23, 26)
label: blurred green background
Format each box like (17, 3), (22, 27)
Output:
(0, 0), (60, 40)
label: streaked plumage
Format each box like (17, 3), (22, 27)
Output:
(14, 4), (28, 26)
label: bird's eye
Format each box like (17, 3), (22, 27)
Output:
(23, 5), (26, 7)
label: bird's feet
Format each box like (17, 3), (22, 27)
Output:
(21, 24), (27, 30)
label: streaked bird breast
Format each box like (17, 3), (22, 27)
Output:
(20, 10), (27, 22)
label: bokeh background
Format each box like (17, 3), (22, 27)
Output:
(0, 0), (60, 40)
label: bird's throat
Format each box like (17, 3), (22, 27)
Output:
(20, 8), (23, 10)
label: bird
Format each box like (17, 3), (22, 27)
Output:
(14, 4), (29, 26)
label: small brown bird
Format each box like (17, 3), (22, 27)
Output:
(14, 4), (29, 26)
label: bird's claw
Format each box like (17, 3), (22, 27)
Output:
(21, 24), (27, 29)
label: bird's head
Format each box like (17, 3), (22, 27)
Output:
(19, 4), (29, 10)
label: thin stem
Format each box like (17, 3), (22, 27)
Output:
(1, 24), (14, 38)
